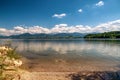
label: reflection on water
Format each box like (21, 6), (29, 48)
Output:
(0, 39), (120, 71)
(9, 39), (120, 57)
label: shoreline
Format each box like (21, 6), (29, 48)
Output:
(20, 71), (120, 80)
(20, 57), (120, 72)
(19, 57), (120, 80)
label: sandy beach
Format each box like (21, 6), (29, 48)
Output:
(20, 71), (120, 80)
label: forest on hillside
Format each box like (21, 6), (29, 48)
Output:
(84, 31), (120, 39)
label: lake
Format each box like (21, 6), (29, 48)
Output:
(0, 39), (120, 72)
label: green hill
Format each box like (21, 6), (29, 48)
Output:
(84, 31), (120, 39)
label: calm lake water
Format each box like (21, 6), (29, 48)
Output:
(0, 39), (120, 72)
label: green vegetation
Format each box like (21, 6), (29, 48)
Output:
(84, 31), (120, 39)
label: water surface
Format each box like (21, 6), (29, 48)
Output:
(0, 39), (120, 72)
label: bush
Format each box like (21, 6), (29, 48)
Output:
(0, 46), (22, 80)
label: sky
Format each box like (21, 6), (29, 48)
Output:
(0, 0), (120, 35)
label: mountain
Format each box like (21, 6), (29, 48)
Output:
(1, 31), (120, 39)
(53, 33), (85, 37)
(84, 31), (120, 39)
(0, 33), (86, 39)
(0, 35), (8, 38)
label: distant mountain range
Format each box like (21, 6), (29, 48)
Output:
(0, 33), (86, 39)
(1, 31), (120, 39)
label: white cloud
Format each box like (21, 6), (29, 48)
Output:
(93, 20), (120, 33)
(51, 24), (69, 33)
(52, 13), (66, 18)
(14, 26), (25, 31)
(28, 26), (50, 34)
(0, 20), (120, 36)
(95, 1), (104, 7)
(0, 28), (8, 36)
(0, 28), (7, 32)
(78, 9), (83, 13)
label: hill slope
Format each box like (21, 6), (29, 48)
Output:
(84, 31), (120, 39)
(0, 33), (85, 39)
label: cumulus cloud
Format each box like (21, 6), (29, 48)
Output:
(52, 13), (66, 18)
(28, 26), (50, 34)
(95, 1), (104, 7)
(93, 20), (120, 32)
(78, 9), (83, 13)
(0, 20), (120, 36)
(14, 26), (25, 31)
(0, 28), (7, 32)
(0, 28), (8, 36)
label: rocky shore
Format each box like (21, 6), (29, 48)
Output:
(69, 71), (120, 80)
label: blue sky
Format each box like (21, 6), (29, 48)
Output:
(0, 0), (120, 35)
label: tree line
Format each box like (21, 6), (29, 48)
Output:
(84, 31), (120, 39)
